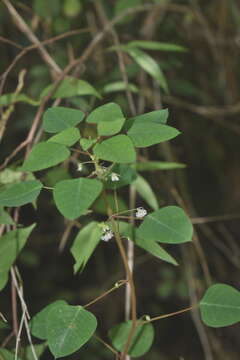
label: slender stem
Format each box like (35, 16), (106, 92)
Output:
(110, 218), (137, 359)
(11, 276), (18, 337)
(95, 335), (119, 357)
(83, 280), (128, 308)
(140, 305), (198, 324)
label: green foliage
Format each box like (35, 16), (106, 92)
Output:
(132, 175), (159, 210)
(22, 142), (70, 172)
(127, 123), (180, 148)
(43, 106), (84, 133)
(135, 236), (178, 266)
(53, 178), (103, 219)
(121, 46), (168, 92)
(1, 96), (233, 358)
(0, 348), (15, 360)
(46, 303), (97, 358)
(47, 127), (81, 146)
(109, 321), (154, 357)
(105, 164), (137, 189)
(0, 207), (14, 225)
(200, 284), (240, 327)
(135, 161), (186, 171)
(137, 206), (193, 244)
(71, 222), (102, 273)
(128, 41), (187, 52)
(79, 137), (96, 150)
(93, 135), (136, 163)
(102, 81), (139, 94)
(31, 300), (67, 340)
(0, 181), (43, 207)
(0, 224), (36, 290)
(86, 102), (126, 136)
(41, 77), (101, 99)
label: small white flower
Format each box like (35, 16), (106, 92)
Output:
(101, 230), (114, 242)
(76, 163), (83, 171)
(102, 224), (110, 233)
(110, 172), (120, 182)
(135, 207), (147, 218)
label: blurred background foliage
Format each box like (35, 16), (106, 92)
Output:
(1, 0), (240, 359)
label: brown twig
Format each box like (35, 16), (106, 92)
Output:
(83, 280), (128, 309)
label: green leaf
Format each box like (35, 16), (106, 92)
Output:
(93, 135), (136, 163)
(128, 41), (187, 52)
(0, 181), (43, 207)
(127, 109), (169, 127)
(0, 348), (15, 360)
(53, 178), (103, 220)
(47, 127), (80, 146)
(22, 142), (70, 172)
(0, 224), (36, 290)
(200, 284), (240, 327)
(24, 342), (47, 360)
(127, 123), (180, 147)
(0, 93), (39, 107)
(43, 106), (85, 133)
(105, 164), (137, 189)
(41, 77), (101, 99)
(135, 161), (186, 171)
(137, 206), (193, 244)
(80, 138), (96, 151)
(109, 321), (154, 357)
(30, 300), (67, 340)
(71, 222), (102, 273)
(47, 303), (97, 358)
(93, 194), (127, 215)
(0, 207), (14, 225)
(132, 175), (158, 210)
(34, 0), (60, 18)
(135, 237), (177, 266)
(123, 47), (168, 92)
(0, 271), (9, 292)
(102, 81), (139, 94)
(86, 102), (126, 136)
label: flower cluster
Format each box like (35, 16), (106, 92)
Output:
(101, 225), (114, 242)
(110, 172), (120, 182)
(135, 207), (147, 218)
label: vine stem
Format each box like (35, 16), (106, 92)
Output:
(140, 305), (197, 324)
(83, 280), (128, 309)
(102, 190), (137, 360)
(110, 218), (138, 360)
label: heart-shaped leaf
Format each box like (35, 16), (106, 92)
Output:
(47, 127), (81, 146)
(135, 237), (177, 266)
(86, 102), (125, 136)
(0, 224), (36, 290)
(132, 175), (159, 210)
(43, 106), (84, 133)
(127, 123), (180, 147)
(123, 109), (168, 131)
(53, 178), (103, 220)
(71, 221), (102, 273)
(41, 78), (101, 101)
(43, 106), (85, 133)
(200, 284), (240, 327)
(30, 300), (67, 340)
(137, 206), (193, 244)
(22, 142), (70, 172)
(0, 181), (43, 207)
(109, 321), (154, 357)
(93, 135), (136, 163)
(47, 304), (97, 358)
